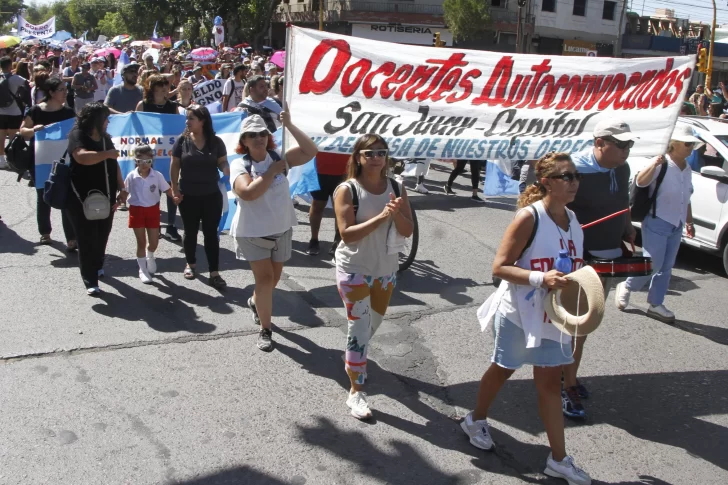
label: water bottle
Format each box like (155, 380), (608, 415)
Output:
(554, 249), (573, 274)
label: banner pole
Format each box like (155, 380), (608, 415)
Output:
(282, 24), (293, 156)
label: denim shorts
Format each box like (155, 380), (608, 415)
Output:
(491, 312), (574, 370)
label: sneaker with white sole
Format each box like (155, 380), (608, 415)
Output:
(146, 252), (157, 274)
(86, 287), (101, 296)
(647, 304), (675, 322)
(346, 391), (372, 420)
(414, 183), (429, 194)
(614, 281), (630, 310)
(460, 411), (495, 450)
(544, 453), (592, 485)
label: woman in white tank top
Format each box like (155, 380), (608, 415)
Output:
(461, 153), (593, 485)
(333, 134), (414, 420)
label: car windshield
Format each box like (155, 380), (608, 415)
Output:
(715, 135), (728, 151)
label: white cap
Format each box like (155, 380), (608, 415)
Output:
(593, 118), (639, 141)
(670, 124), (703, 148)
(241, 115), (269, 134)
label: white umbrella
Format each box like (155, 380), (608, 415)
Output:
(65, 39), (83, 47)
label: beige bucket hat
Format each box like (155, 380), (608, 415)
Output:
(543, 266), (605, 336)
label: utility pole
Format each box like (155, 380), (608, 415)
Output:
(516, 0), (527, 54)
(319, 0), (324, 31)
(615, 0), (628, 57)
(705, 0), (717, 89)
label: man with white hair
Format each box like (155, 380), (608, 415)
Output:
(564, 118), (639, 420)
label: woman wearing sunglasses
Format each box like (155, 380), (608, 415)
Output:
(230, 111), (318, 352)
(614, 124), (698, 322)
(462, 152), (592, 485)
(333, 135), (414, 420)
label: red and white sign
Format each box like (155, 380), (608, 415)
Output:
(284, 27), (695, 160)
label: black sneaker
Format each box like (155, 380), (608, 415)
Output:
(166, 226), (181, 242)
(471, 194), (486, 203)
(562, 387), (586, 419)
(306, 239), (320, 255)
(257, 328), (273, 351)
(443, 184), (455, 195)
(118, 202), (128, 212)
(248, 297), (260, 325)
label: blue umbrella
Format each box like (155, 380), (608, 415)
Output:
(174, 40), (186, 49)
(50, 30), (73, 42)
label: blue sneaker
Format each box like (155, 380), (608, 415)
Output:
(562, 387), (586, 419)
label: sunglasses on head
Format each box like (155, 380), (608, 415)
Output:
(360, 149), (388, 159)
(244, 132), (269, 139)
(603, 137), (634, 150)
(135, 158), (153, 164)
(549, 171), (584, 183)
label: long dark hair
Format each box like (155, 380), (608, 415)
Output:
(144, 74), (170, 103)
(346, 134), (390, 180)
(40, 76), (63, 103)
(182, 105), (215, 142)
(76, 102), (110, 137)
(14, 61), (30, 79)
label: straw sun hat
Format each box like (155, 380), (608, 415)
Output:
(543, 266), (605, 336)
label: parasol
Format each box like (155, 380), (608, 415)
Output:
(93, 47), (122, 59)
(270, 50), (285, 69)
(50, 30), (73, 42)
(190, 47), (217, 62)
(0, 36), (21, 49)
(141, 48), (160, 64)
(110, 34), (132, 44)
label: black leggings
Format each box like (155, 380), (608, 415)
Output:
(179, 191), (223, 272)
(36, 188), (75, 240)
(447, 160), (480, 190)
(165, 192), (178, 226)
(66, 199), (113, 288)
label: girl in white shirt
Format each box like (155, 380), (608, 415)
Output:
(615, 125), (698, 322)
(124, 145), (175, 284)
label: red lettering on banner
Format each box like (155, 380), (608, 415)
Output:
(295, 38), (687, 111)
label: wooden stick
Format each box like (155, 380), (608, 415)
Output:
(581, 208), (630, 229)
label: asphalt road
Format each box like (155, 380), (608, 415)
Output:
(0, 162), (726, 485)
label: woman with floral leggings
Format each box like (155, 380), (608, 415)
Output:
(333, 134), (414, 420)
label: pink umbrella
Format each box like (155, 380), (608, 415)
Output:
(190, 47), (217, 62)
(270, 50), (285, 69)
(94, 48), (121, 59)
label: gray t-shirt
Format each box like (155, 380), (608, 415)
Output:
(0, 74), (28, 117)
(104, 84), (143, 113)
(72, 72), (97, 99)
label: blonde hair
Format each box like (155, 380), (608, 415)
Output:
(517, 152), (573, 209)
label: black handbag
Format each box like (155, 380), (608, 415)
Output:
(630, 162), (668, 222)
(43, 150), (70, 209)
(5, 133), (33, 182)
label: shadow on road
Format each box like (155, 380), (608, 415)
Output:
(0, 222), (38, 255)
(622, 309), (728, 346)
(394, 259), (479, 306)
(173, 465), (292, 484)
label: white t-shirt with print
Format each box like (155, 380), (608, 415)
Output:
(229, 150), (297, 238)
(124, 169), (170, 208)
(222, 78), (245, 112)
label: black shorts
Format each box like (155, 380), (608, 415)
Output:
(310, 173), (344, 202)
(0, 115), (23, 131)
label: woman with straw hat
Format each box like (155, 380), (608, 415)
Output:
(462, 152), (592, 485)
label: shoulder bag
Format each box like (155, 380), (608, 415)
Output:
(70, 138), (111, 220)
(43, 149), (71, 209)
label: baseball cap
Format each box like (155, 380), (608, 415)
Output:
(240, 115), (269, 134)
(593, 118), (639, 141)
(122, 62), (141, 74)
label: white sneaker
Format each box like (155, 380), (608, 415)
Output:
(614, 282), (630, 310)
(86, 287), (101, 296)
(460, 411), (495, 450)
(137, 258), (153, 284)
(146, 255), (157, 274)
(647, 304), (675, 322)
(346, 391), (372, 420)
(414, 183), (429, 194)
(544, 454), (591, 485)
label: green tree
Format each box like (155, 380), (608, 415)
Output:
(443, 0), (491, 42)
(67, 0), (114, 38)
(236, 0), (281, 49)
(0, 0), (23, 27)
(96, 11), (127, 38)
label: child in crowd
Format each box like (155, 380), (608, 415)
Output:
(124, 145), (174, 283)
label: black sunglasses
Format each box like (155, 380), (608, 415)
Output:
(360, 149), (388, 159)
(549, 172), (584, 183)
(244, 132), (269, 139)
(603, 137), (635, 150)
(683, 141), (695, 148)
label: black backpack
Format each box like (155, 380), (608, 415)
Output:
(5, 134), (33, 182)
(0, 74), (29, 110)
(346, 178), (401, 217)
(630, 162), (668, 222)
(241, 149), (286, 176)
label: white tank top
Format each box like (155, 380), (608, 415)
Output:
(498, 200), (585, 346)
(334, 179), (400, 277)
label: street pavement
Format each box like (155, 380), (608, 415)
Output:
(0, 162), (726, 485)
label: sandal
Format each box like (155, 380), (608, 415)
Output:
(40, 235), (52, 245)
(210, 274), (227, 289)
(183, 266), (196, 280)
(66, 240), (78, 252)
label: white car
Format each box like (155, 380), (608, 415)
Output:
(628, 116), (728, 276)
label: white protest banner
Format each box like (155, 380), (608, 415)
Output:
(192, 79), (224, 106)
(17, 16), (56, 39)
(284, 26), (695, 161)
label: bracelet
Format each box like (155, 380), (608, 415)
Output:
(528, 271), (545, 288)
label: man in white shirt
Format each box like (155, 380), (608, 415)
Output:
(222, 64), (247, 112)
(91, 58), (110, 103)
